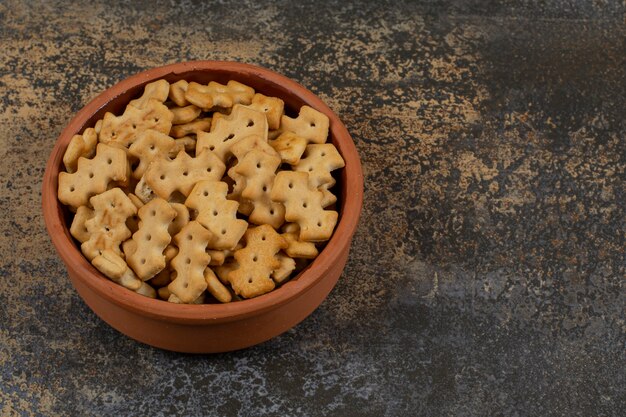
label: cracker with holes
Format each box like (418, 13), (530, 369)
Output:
(168, 221), (212, 303)
(271, 171), (338, 242)
(281, 105), (329, 144)
(99, 99), (174, 148)
(143, 150), (225, 200)
(81, 188), (137, 260)
(185, 180), (247, 250)
(248, 93), (284, 130)
(232, 148), (285, 229)
(227, 135), (276, 214)
(58, 143), (129, 209)
(185, 80), (255, 110)
(293, 143), (345, 207)
(128, 129), (179, 179)
(269, 131), (308, 165)
(195, 104), (267, 161)
(124, 198), (177, 281)
(63, 128), (98, 173)
(227, 225), (287, 298)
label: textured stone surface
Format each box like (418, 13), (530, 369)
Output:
(0, 0), (624, 416)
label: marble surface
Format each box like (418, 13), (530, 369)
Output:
(1, 1), (624, 415)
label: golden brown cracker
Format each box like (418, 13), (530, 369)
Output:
(168, 221), (213, 303)
(99, 99), (173, 148)
(58, 143), (129, 209)
(125, 198), (177, 281)
(269, 131), (308, 165)
(63, 128), (98, 173)
(280, 105), (329, 144)
(81, 188), (137, 260)
(270, 171), (338, 242)
(195, 104), (268, 161)
(143, 150), (226, 200)
(128, 129), (179, 180)
(185, 180), (247, 250)
(248, 93), (284, 130)
(227, 225), (287, 298)
(185, 80), (254, 110)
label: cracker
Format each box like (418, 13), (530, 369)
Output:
(169, 79), (189, 106)
(294, 144), (345, 186)
(128, 129), (179, 179)
(195, 104), (268, 161)
(282, 228), (319, 259)
(168, 203), (189, 236)
(232, 148), (285, 229)
(214, 261), (239, 285)
(168, 221), (213, 303)
(63, 128), (98, 173)
(99, 99), (174, 148)
(271, 253), (296, 284)
(170, 105), (201, 125)
(185, 80), (255, 111)
(128, 79), (170, 110)
(280, 105), (329, 144)
(58, 143), (129, 209)
(269, 131), (308, 165)
(227, 135), (276, 214)
(170, 117), (211, 138)
(143, 149), (225, 200)
(134, 175), (157, 203)
(92, 249), (142, 291)
(185, 180), (247, 250)
(70, 206), (94, 243)
(81, 188), (137, 260)
(293, 143), (345, 207)
(151, 269), (173, 288)
(168, 291), (205, 304)
(124, 198), (177, 281)
(157, 286), (172, 300)
(270, 171), (338, 242)
(204, 268), (232, 303)
(135, 282), (157, 298)
(227, 225), (287, 298)
(248, 93), (284, 130)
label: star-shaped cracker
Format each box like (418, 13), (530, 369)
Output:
(270, 171), (338, 242)
(81, 188), (137, 260)
(185, 180), (248, 250)
(143, 150), (225, 200)
(195, 104), (268, 162)
(280, 105), (329, 144)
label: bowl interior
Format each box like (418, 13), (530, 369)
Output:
(45, 62), (361, 321)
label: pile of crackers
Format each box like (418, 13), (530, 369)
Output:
(57, 79), (344, 304)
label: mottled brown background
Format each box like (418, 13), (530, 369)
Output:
(0, 0), (624, 416)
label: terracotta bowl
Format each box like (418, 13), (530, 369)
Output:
(41, 61), (363, 353)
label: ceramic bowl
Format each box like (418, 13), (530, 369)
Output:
(42, 61), (363, 353)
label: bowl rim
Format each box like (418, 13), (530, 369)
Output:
(42, 60), (363, 324)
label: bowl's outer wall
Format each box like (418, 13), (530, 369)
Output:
(42, 61), (364, 352)
(70, 243), (351, 353)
